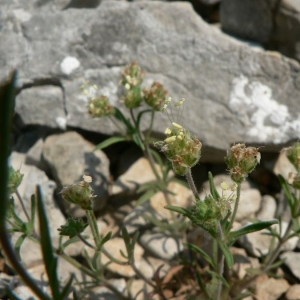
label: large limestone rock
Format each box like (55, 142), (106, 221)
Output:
(3, 1), (300, 158)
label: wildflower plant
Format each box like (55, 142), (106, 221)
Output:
(2, 63), (300, 300)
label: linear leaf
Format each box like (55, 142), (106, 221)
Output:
(278, 174), (294, 209)
(184, 243), (216, 269)
(208, 172), (220, 199)
(14, 233), (27, 261)
(94, 136), (127, 150)
(228, 220), (278, 240)
(36, 185), (61, 299)
(218, 241), (234, 269)
(135, 190), (156, 206)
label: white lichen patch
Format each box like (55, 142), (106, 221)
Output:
(60, 56), (80, 75)
(55, 116), (67, 130)
(229, 75), (300, 143)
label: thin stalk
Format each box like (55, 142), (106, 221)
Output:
(227, 183), (241, 233)
(264, 219), (294, 268)
(108, 115), (127, 136)
(216, 222), (225, 300)
(15, 189), (30, 222)
(77, 234), (96, 250)
(86, 210), (101, 249)
(104, 281), (129, 300)
(186, 169), (200, 200)
(232, 218), (294, 296)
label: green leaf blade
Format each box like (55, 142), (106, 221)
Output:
(228, 220), (278, 241)
(94, 136), (127, 150)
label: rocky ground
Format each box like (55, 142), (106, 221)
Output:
(2, 0), (300, 299)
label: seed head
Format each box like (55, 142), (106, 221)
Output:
(61, 176), (95, 211)
(225, 143), (260, 183)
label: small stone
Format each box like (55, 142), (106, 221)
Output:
(286, 284), (300, 300)
(280, 251), (300, 280)
(255, 277), (289, 300)
(139, 231), (183, 260)
(256, 195), (277, 220)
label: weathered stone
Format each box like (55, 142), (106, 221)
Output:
(240, 221), (298, 257)
(112, 157), (159, 196)
(255, 276), (289, 300)
(16, 85), (66, 129)
(84, 237), (153, 278)
(25, 138), (48, 171)
(221, 0), (300, 62)
(43, 131), (110, 215)
(280, 251), (300, 280)
(256, 195), (277, 221)
(274, 149), (297, 180)
(235, 189), (262, 222)
(139, 231), (183, 260)
(123, 181), (193, 234)
(220, 0), (273, 43)
(2, 1), (300, 156)
(231, 247), (259, 279)
(286, 284), (300, 300)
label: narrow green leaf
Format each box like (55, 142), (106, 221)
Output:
(278, 174), (294, 210)
(218, 241), (234, 268)
(30, 194), (36, 231)
(114, 107), (135, 132)
(184, 243), (216, 269)
(150, 148), (163, 166)
(208, 172), (220, 199)
(132, 132), (144, 150)
(60, 274), (74, 299)
(121, 227), (131, 257)
(14, 233), (27, 261)
(5, 288), (22, 300)
(136, 109), (152, 130)
(164, 205), (194, 219)
(36, 185), (60, 299)
(73, 290), (80, 300)
(94, 136), (127, 151)
(135, 190), (156, 206)
(228, 220), (278, 240)
(99, 231), (112, 249)
(62, 236), (81, 249)
(136, 182), (156, 193)
(206, 269), (229, 288)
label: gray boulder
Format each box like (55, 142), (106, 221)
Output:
(2, 1), (300, 158)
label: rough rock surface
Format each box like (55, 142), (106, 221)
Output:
(43, 131), (110, 213)
(221, 0), (300, 62)
(2, 1), (300, 156)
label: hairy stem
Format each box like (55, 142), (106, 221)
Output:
(228, 183), (241, 233)
(186, 169), (200, 200)
(86, 210), (101, 249)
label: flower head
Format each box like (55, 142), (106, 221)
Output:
(154, 99), (202, 176)
(225, 143), (261, 183)
(143, 82), (168, 111)
(7, 167), (23, 194)
(284, 142), (300, 172)
(61, 176), (95, 210)
(89, 95), (115, 117)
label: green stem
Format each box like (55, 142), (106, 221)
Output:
(86, 210), (101, 249)
(216, 222), (224, 300)
(264, 219), (294, 268)
(186, 169), (200, 200)
(16, 189), (30, 222)
(227, 183), (241, 233)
